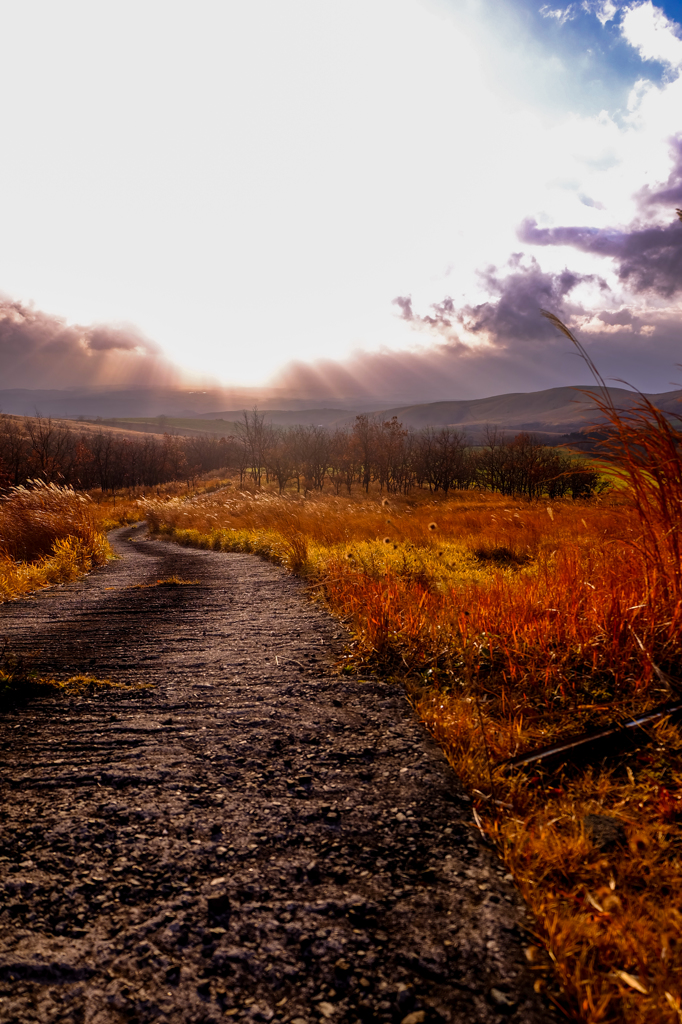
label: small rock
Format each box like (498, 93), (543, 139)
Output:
(401, 1013), (425, 1024)
(318, 1002), (336, 1019)
(395, 813), (406, 823)
(583, 814), (626, 849)
(490, 987), (517, 1009)
(207, 891), (231, 919)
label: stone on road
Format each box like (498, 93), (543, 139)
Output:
(0, 525), (549, 1023)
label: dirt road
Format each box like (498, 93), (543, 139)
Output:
(0, 526), (548, 1024)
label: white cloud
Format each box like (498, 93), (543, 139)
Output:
(540, 4), (579, 24)
(587, 1), (619, 27)
(621, 2), (682, 67)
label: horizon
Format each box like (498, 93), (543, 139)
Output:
(1, 379), (681, 426)
(1, 1), (682, 399)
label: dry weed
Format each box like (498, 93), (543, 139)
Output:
(0, 483), (112, 601)
(0, 669), (151, 704)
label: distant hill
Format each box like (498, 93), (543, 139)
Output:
(2, 384), (680, 438)
(103, 386), (682, 440)
(0, 388), (363, 419)
(368, 386), (682, 438)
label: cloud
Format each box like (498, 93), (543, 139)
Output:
(579, 193), (606, 209)
(514, 133), (682, 297)
(458, 256), (603, 340)
(279, 252), (680, 404)
(273, 299), (682, 404)
(539, 5), (579, 26)
(620, 1), (682, 68)
(590, 1), (619, 28)
(0, 297), (184, 389)
(638, 133), (682, 207)
(394, 256), (602, 345)
(518, 211), (682, 297)
(380, 227), (682, 398)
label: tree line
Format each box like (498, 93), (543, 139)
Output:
(0, 415), (232, 492)
(240, 410), (602, 499)
(0, 410), (602, 500)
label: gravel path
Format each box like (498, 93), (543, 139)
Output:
(0, 526), (549, 1024)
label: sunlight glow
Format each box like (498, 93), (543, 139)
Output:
(0, 0), (680, 393)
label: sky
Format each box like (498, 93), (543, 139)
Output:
(0, 0), (681, 401)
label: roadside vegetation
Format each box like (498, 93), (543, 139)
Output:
(0, 482), (112, 602)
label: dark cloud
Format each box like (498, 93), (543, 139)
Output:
(377, 143), (682, 402)
(517, 138), (682, 298)
(394, 256), (600, 345)
(518, 214), (682, 297)
(598, 308), (635, 326)
(377, 249), (681, 400)
(86, 326), (153, 352)
(458, 256), (601, 340)
(392, 294), (457, 331)
(392, 295), (414, 321)
(0, 297), (183, 388)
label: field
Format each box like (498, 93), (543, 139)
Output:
(1, 367), (682, 1021)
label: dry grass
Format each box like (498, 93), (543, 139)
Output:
(88, 475), (233, 532)
(0, 482), (112, 601)
(0, 668), (152, 704)
(142, 466), (682, 1022)
(130, 576), (200, 589)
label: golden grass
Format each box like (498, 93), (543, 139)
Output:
(130, 576), (200, 589)
(88, 475), (233, 532)
(0, 482), (112, 601)
(142, 482), (682, 1023)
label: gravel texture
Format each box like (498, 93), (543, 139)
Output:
(0, 525), (550, 1024)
